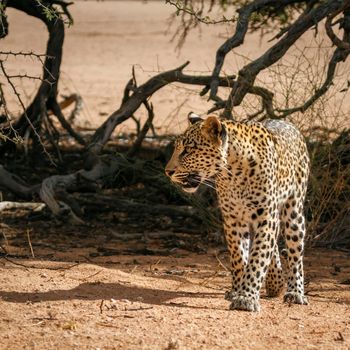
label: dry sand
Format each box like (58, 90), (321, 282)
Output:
(0, 243), (349, 350)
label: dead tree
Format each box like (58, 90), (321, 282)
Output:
(0, 60), (237, 222)
(1, 0), (83, 151)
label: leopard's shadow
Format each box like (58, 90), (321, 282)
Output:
(0, 282), (223, 310)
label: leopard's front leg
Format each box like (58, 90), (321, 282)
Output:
(229, 211), (279, 312)
(222, 220), (250, 301)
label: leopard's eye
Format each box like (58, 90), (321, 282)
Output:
(180, 148), (189, 157)
(181, 143), (195, 156)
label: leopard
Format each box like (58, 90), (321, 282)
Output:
(165, 113), (310, 312)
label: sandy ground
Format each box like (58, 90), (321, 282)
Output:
(0, 242), (350, 350)
(0, 205), (350, 350)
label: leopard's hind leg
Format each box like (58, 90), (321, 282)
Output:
(265, 244), (284, 297)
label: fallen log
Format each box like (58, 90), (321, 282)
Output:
(0, 201), (45, 212)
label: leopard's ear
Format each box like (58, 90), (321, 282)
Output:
(202, 116), (222, 144)
(188, 112), (203, 125)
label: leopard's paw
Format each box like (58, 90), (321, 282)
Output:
(284, 292), (308, 305)
(224, 290), (238, 301)
(229, 295), (260, 312)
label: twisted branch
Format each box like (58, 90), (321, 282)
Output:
(325, 1), (350, 51)
(87, 61), (236, 160)
(209, 0), (305, 102)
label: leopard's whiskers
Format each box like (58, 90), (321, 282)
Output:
(217, 164), (233, 176)
(201, 179), (216, 191)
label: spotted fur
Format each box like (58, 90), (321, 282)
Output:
(165, 114), (310, 312)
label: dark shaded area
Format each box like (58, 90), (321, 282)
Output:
(307, 129), (350, 249)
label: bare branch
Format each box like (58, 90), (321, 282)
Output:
(0, 3), (9, 39)
(39, 155), (123, 223)
(0, 165), (40, 199)
(248, 86), (276, 119)
(57, 94), (83, 123)
(34, 0), (74, 26)
(0, 60), (54, 161)
(87, 61), (236, 160)
(52, 0), (74, 25)
(5, 73), (53, 84)
(0, 83), (21, 143)
(325, 1), (350, 51)
(274, 5), (350, 118)
(121, 67), (140, 135)
(207, 83), (276, 119)
(276, 46), (350, 118)
(2, 0), (82, 162)
(221, 0), (350, 118)
(166, 0), (235, 25)
(209, 0), (304, 101)
(3, 0), (65, 144)
(50, 100), (86, 146)
(42, 98), (63, 162)
(128, 101), (155, 157)
(0, 51), (51, 59)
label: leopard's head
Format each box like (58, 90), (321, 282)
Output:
(165, 113), (228, 193)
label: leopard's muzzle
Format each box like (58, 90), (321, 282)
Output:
(182, 173), (201, 190)
(166, 171), (202, 193)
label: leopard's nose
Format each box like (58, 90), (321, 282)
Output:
(165, 169), (175, 177)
